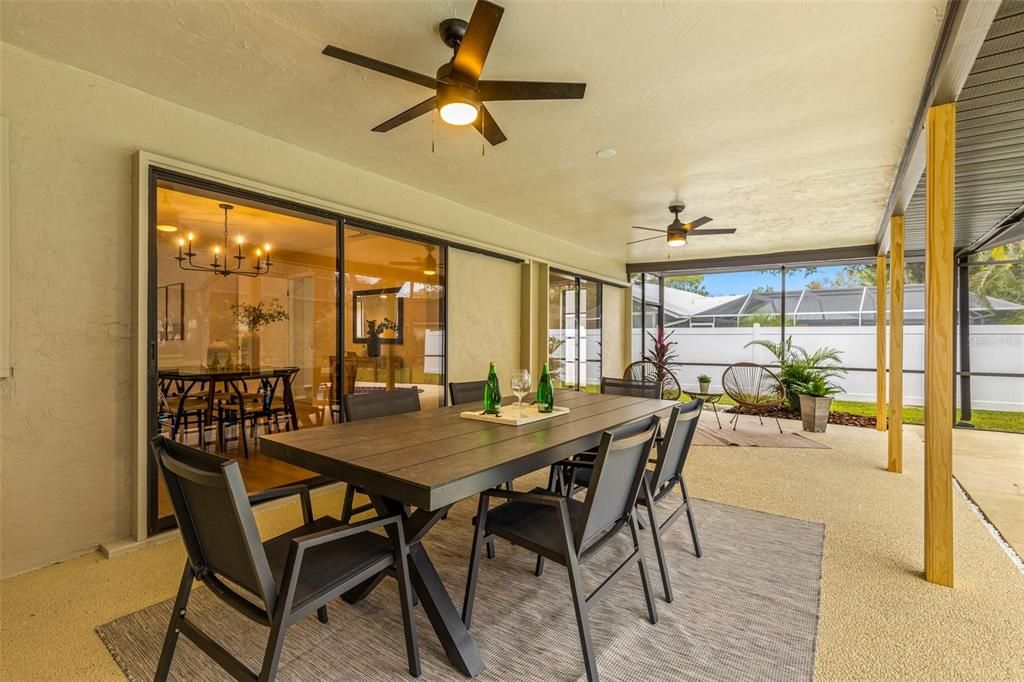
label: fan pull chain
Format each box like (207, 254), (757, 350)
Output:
(431, 113), (436, 154)
(481, 112), (486, 157)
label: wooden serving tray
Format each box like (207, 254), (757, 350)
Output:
(460, 404), (570, 426)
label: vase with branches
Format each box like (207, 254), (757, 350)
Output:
(364, 318), (398, 358)
(231, 299), (289, 369)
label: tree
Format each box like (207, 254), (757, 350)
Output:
(664, 274), (708, 295)
(968, 242), (1024, 309)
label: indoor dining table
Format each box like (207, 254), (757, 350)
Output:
(259, 389), (677, 677)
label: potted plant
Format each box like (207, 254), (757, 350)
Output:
(793, 375), (841, 433)
(231, 299), (289, 370)
(697, 373), (712, 393)
(364, 318), (398, 358)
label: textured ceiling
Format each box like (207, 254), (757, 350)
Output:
(2, 0), (946, 265)
(903, 0), (1024, 254)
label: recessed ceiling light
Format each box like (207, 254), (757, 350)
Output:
(596, 148), (617, 159)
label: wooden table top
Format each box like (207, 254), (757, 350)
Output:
(260, 390), (678, 510)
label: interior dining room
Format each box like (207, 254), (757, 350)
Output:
(152, 175), (446, 529)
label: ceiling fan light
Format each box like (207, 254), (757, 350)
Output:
(439, 101), (479, 126)
(667, 231), (687, 247)
(422, 252), (438, 276)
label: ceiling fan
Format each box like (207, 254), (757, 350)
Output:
(321, 0), (586, 145)
(628, 204), (735, 247)
(390, 248), (439, 276)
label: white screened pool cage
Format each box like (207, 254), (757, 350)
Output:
(649, 284), (1024, 328)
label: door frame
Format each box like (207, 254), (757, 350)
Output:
(131, 152), (477, 542)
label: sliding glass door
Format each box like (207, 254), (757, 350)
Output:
(342, 226), (446, 410)
(147, 171), (448, 533)
(549, 271), (602, 391)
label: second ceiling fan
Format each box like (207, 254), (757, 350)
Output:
(322, 0), (587, 145)
(628, 204), (735, 247)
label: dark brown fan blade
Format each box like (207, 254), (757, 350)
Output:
(451, 0), (504, 84)
(684, 216), (713, 230)
(322, 45), (438, 89)
(627, 235), (665, 245)
(472, 105), (507, 145)
(687, 228), (736, 236)
(631, 226), (664, 233)
(372, 97), (437, 132)
(478, 80), (586, 101)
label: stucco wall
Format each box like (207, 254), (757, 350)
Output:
(447, 249), (522, 384)
(0, 44), (623, 577)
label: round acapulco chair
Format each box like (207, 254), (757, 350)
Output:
(721, 362), (786, 434)
(623, 361), (683, 401)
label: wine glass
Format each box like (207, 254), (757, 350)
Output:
(510, 369), (532, 420)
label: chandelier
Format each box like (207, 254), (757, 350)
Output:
(175, 204), (272, 278)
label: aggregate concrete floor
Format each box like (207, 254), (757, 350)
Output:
(1, 418), (1021, 680)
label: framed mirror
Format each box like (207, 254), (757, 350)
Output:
(352, 287), (404, 344)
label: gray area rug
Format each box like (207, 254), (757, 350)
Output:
(97, 495), (824, 681)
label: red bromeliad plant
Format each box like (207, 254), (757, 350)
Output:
(644, 329), (678, 384)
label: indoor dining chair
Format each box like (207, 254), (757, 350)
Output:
(558, 399), (704, 602)
(340, 388), (421, 522)
(461, 416), (661, 682)
(150, 436), (420, 681)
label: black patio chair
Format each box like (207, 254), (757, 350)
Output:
(448, 379), (488, 406)
(599, 375), (664, 398)
(559, 399), (704, 603)
(150, 436), (419, 681)
(340, 388), (421, 523)
(461, 417), (661, 682)
(722, 362), (786, 433)
(451, 379), (514, 503)
(545, 376), (665, 498)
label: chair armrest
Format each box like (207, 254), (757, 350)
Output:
(483, 487), (566, 508)
(289, 514), (403, 551)
(249, 484), (313, 524)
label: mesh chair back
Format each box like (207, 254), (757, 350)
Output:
(576, 416), (660, 548)
(722, 362), (786, 407)
(650, 399), (702, 491)
(600, 376), (663, 398)
(344, 387), (421, 422)
(449, 380), (487, 406)
(150, 436), (275, 607)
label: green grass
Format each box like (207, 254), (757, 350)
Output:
(831, 400), (1024, 434)
(705, 394), (1023, 433)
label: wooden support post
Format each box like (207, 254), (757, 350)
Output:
(924, 103), (955, 587)
(875, 254), (887, 431)
(888, 216), (905, 473)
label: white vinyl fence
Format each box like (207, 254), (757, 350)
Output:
(634, 324), (1024, 411)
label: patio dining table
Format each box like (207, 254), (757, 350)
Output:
(259, 389), (677, 677)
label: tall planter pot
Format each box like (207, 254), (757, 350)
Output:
(799, 394), (832, 433)
(240, 332), (261, 370)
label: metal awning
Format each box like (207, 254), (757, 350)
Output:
(903, 2), (1024, 254)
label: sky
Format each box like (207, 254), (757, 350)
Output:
(699, 267), (846, 296)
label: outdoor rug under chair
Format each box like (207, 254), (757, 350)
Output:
(98, 494), (824, 681)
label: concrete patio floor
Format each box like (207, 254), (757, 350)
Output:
(0, 418), (1021, 681)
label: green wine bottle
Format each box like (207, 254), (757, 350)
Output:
(537, 363), (555, 413)
(483, 361), (502, 416)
